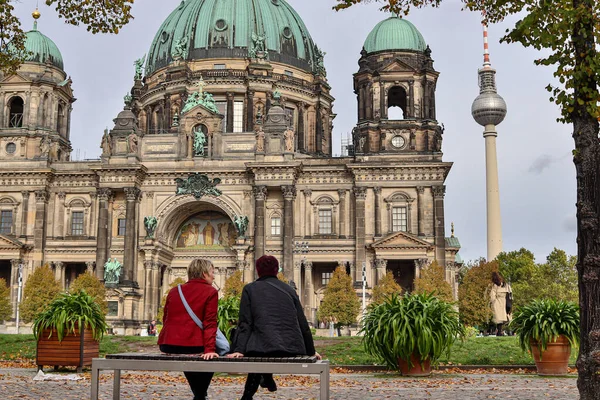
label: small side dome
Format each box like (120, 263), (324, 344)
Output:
(363, 16), (427, 54)
(23, 13), (64, 71)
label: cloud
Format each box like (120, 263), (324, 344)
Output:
(563, 215), (577, 233)
(528, 154), (556, 174)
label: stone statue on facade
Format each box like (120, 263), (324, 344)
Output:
(49, 141), (59, 161)
(127, 132), (139, 154)
(134, 54), (145, 80)
(181, 80), (219, 115)
(233, 215), (249, 237)
(144, 216), (158, 238)
(249, 32), (267, 59)
(101, 129), (112, 156)
(284, 128), (294, 152)
(39, 136), (50, 158)
(433, 124), (443, 152)
(193, 127), (207, 156)
(104, 258), (122, 284)
(172, 35), (189, 60)
(255, 127), (265, 152)
(359, 136), (366, 153)
(124, 92), (133, 107)
(313, 45), (327, 77)
(175, 173), (222, 200)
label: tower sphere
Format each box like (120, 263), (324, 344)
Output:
(471, 92), (507, 126)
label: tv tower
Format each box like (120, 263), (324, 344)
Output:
(471, 20), (507, 261)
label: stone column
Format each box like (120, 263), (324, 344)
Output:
(23, 92), (31, 127)
(56, 192), (66, 238)
(282, 185), (296, 282)
(20, 191), (29, 238)
(298, 102), (306, 151)
(253, 186), (267, 268)
(86, 261), (95, 274)
(33, 190), (48, 266)
(293, 261), (302, 297)
(0, 93), (5, 127)
(432, 185), (446, 265)
(122, 187), (141, 286)
(54, 262), (65, 289)
(374, 259), (387, 284)
(218, 266), (227, 292)
(95, 188), (112, 280)
(303, 261), (313, 322)
(337, 189), (346, 238)
(246, 90), (254, 131)
(237, 260), (251, 284)
(151, 262), (161, 319)
(354, 187), (367, 277)
(374, 187), (382, 237)
(414, 258), (428, 279)
(408, 80), (415, 118)
(226, 92), (234, 133)
(88, 192), (97, 238)
(416, 186), (425, 236)
(10, 259), (21, 315)
(379, 81), (386, 119)
(349, 262), (356, 284)
(303, 189), (312, 238)
(144, 260), (153, 320)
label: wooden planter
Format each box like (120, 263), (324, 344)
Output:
(398, 353), (432, 376)
(36, 327), (99, 372)
(531, 335), (572, 376)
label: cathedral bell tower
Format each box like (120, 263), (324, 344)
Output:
(353, 15), (443, 156)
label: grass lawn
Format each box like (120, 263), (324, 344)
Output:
(0, 334), (578, 366)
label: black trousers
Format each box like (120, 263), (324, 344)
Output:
(159, 344), (214, 400)
(241, 351), (294, 399)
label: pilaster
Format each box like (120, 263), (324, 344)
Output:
(253, 186), (267, 268)
(122, 187), (141, 286)
(95, 188), (112, 281)
(282, 185), (296, 282)
(432, 185), (446, 265)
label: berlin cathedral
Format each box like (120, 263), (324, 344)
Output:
(0, 0), (461, 334)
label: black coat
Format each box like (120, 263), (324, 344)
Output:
(233, 275), (315, 356)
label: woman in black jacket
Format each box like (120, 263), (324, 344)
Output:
(228, 255), (321, 400)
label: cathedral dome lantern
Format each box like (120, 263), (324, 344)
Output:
(23, 19), (65, 71)
(363, 16), (427, 54)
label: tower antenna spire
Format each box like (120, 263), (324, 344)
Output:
(482, 15), (491, 67)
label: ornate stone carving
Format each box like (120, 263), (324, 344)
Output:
(143, 216), (158, 238)
(304, 261), (313, 271)
(175, 173), (222, 199)
(432, 185), (446, 198)
(282, 185), (297, 199)
(303, 189), (312, 198)
(253, 186), (268, 201)
(34, 190), (48, 203)
(85, 261), (95, 273)
(353, 187), (367, 200)
(337, 189), (346, 199)
(416, 186), (425, 195)
(57, 192), (66, 200)
(97, 188), (112, 201)
(21, 191), (30, 200)
(374, 259), (387, 269)
(233, 215), (249, 237)
(124, 187), (141, 201)
(373, 187), (382, 195)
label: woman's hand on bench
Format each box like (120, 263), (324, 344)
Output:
(227, 352), (244, 358)
(313, 352), (322, 360)
(200, 352), (220, 360)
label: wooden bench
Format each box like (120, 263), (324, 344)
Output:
(91, 353), (330, 400)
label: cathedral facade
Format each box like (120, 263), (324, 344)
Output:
(0, 1), (460, 334)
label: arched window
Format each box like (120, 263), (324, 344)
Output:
(387, 86), (407, 120)
(8, 97), (24, 128)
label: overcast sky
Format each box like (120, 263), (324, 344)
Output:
(11, 0), (577, 264)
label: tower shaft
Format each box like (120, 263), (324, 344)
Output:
(484, 125), (502, 260)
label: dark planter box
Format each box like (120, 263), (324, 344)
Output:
(36, 327), (99, 372)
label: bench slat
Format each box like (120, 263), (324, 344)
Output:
(105, 352), (317, 363)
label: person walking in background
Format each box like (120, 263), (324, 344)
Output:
(490, 271), (512, 336)
(147, 319), (157, 336)
(158, 259), (219, 400)
(227, 255), (321, 400)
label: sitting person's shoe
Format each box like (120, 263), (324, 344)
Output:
(259, 376), (277, 392)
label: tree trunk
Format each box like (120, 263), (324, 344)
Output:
(573, 1), (600, 398)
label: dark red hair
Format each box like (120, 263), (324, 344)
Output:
(256, 255), (279, 278)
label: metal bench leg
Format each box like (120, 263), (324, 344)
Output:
(91, 365), (99, 400)
(320, 367), (330, 400)
(112, 369), (121, 400)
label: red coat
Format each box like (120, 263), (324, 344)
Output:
(158, 278), (218, 353)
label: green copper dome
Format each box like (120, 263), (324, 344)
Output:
(146, 0), (320, 74)
(24, 22), (64, 70)
(363, 16), (427, 54)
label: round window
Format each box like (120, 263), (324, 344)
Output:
(271, 0), (280, 5)
(5, 142), (16, 154)
(215, 19), (228, 31)
(391, 135), (406, 149)
(282, 27), (292, 38)
(161, 31), (169, 43)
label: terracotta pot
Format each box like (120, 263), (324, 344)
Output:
(530, 335), (571, 376)
(398, 353), (432, 376)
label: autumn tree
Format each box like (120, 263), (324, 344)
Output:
(0, 0), (135, 75)
(414, 260), (454, 303)
(496, 248), (536, 284)
(371, 271), (401, 305)
(0, 278), (11, 322)
(156, 277), (186, 323)
(20, 264), (61, 322)
(223, 270), (244, 299)
(69, 271), (108, 315)
(458, 260), (498, 328)
(334, 1), (600, 396)
(317, 267), (360, 335)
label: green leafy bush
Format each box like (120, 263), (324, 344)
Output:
(33, 290), (108, 342)
(510, 299), (580, 356)
(69, 272), (107, 315)
(217, 295), (240, 341)
(458, 260), (497, 327)
(222, 270), (244, 299)
(317, 267), (360, 329)
(361, 293), (464, 369)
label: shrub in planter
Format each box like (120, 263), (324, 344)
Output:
(217, 295), (240, 341)
(361, 293), (464, 375)
(510, 299), (579, 375)
(33, 290), (108, 371)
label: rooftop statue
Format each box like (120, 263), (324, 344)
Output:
(101, 129), (112, 156)
(104, 258), (122, 284)
(124, 92), (133, 107)
(175, 173), (222, 200)
(313, 45), (327, 77)
(134, 54), (145, 80)
(181, 77), (219, 114)
(249, 32), (268, 59)
(172, 35), (189, 60)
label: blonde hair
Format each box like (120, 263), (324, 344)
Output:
(188, 259), (214, 280)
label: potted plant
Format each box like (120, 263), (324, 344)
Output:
(33, 290), (108, 372)
(361, 292), (464, 376)
(510, 299), (579, 375)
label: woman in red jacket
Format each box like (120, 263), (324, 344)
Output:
(158, 259), (219, 400)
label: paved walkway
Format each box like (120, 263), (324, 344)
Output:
(0, 368), (578, 399)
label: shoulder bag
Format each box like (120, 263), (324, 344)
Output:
(177, 285), (230, 356)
